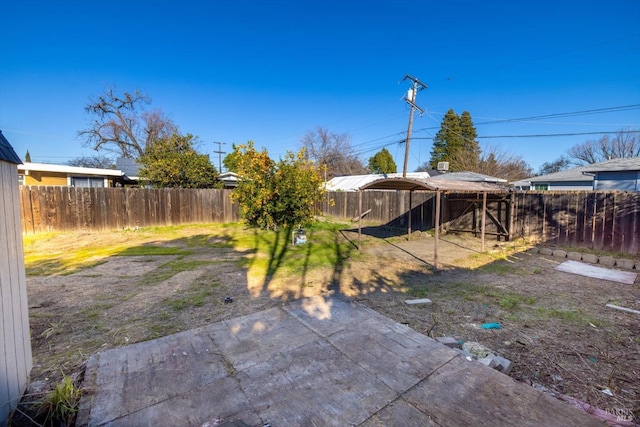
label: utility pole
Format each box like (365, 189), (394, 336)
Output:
(402, 74), (427, 177)
(213, 141), (226, 173)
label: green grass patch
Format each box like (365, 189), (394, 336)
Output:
(536, 306), (605, 326)
(162, 281), (221, 311)
(136, 259), (215, 286)
(408, 281), (537, 313)
(478, 262), (521, 276)
(116, 246), (192, 256)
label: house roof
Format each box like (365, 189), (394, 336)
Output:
(526, 165), (594, 183)
(520, 157), (640, 185)
(18, 162), (124, 177)
(325, 172), (432, 191)
(0, 130), (22, 164)
(581, 157), (640, 172)
(428, 171), (507, 183)
(116, 157), (141, 178)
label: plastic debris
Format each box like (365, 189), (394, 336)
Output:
(601, 388), (614, 397)
(481, 322), (502, 329)
(405, 298), (432, 305)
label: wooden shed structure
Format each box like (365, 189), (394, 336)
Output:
(357, 177), (512, 269)
(0, 131), (32, 426)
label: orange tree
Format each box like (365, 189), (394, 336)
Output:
(230, 141), (324, 229)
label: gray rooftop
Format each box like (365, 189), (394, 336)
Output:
(582, 156), (640, 172)
(116, 157), (141, 177)
(428, 171), (507, 183)
(526, 165), (594, 183)
(0, 130), (22, 164)
(525, 157), (640, 183)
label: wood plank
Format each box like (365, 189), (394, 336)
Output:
(555, 260), (637, 285)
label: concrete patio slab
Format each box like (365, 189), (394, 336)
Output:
(77, 296), (604, 427)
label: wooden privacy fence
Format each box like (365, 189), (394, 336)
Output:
(18, 187), (640, 254)
(321, 190), (640, 255)
(19, 186), (238, 234)
(512, 191), (640, 254)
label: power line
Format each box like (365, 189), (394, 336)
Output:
(411, 129), (640, 140)
(474, 104), (640, 125)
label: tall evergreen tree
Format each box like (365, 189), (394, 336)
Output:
(429, 109), (463, 169)
(457, 111), (481, 170)
(429, 109), (481, 171)
(25, 150), (31, 162)
(368, 148), (397, 174)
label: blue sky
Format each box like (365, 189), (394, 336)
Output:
(1, 0), (639, 174)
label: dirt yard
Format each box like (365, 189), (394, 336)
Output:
(15, 224), (640, 425)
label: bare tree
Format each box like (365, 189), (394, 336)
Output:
(568, 129), (640, 165)
(538, 156), (572, 175)
(67, 155), (115, 169)
(79, 88), (178, 159)
(300, 126), (367, 179)
(472, 146), (533, 181)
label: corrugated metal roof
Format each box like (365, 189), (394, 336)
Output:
(0, 130), (22, 164)
(360, 177), (508, 192)
(326, 172), (432, 191)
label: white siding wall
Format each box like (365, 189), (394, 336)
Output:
(0, 161), (32, 426)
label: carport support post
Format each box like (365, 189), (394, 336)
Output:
(358, 189), (362, 250)
(408, 190), (412, 237)
(433, 190), (440, 269)
(481, 191), (487, 252)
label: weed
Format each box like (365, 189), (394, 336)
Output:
(499, 295), (537, 310)
(39, 375), (81, 426)
(40, 322), (63, 340)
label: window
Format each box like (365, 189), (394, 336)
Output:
(534, 184), (548, 191)
(71, 176), (105, 187)
(18, 174), (25, 185)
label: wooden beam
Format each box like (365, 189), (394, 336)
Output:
(485, 206), (509, 236)
(358, 190), (362, 250)
(481, 192), (487, 252)
(408, 190), (412, 236)
(508, 192), (515, 241)
(434, 191), (440, 269)
(352, 208), (371, 222)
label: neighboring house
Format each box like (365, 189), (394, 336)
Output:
(0, 131), (32, 425)
(512, 165), (594, 191)
(582, 157), (640, 191)
(325, 172), (436, 192)
(17, 162), (125, 187)
(513, 157), (640, 191)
